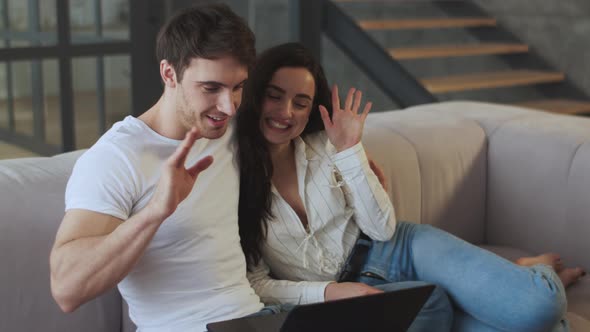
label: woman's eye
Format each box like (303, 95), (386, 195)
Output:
(266, 94), (281, 100)
(293, 100), (309, 110)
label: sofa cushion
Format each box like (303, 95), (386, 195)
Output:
(567, 311), (590, 332)
(567, 278), (590, 325)
(479, 244), (530, 261)
(484, 113), (590, 271)
(364, 109), (487, 244)
(481, 245), (590, 331)
(361, 123), (422, 223)
(406, 101), (532, 136)
(0, 151), (123, 332)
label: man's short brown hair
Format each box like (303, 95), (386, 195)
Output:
(156, 4), (256, 81)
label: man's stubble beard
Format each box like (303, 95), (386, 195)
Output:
(176, 86), (231, 140)
(177, 89), (208, 137)
(178, 106), (230, 140)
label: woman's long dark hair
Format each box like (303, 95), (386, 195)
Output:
(237, 42), (332, 268)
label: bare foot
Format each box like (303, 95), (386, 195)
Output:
(558, 267), (586, 288)
(515, 253), (564, 271)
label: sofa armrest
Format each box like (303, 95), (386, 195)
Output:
(483, 110), (590, 271)
(0, 150), (126, 331)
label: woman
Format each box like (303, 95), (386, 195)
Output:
(237, 42), (583, 331)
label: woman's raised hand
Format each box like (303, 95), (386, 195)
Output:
(319, 85), (372, 152)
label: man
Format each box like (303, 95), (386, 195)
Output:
(50, 5), (262, 331)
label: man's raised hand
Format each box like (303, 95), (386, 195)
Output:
(148, 127), (214, 221)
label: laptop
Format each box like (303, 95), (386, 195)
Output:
(207, 284), (434, 332)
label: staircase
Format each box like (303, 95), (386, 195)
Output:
(334, 0), (590, 115)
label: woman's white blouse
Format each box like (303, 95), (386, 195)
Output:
(247, 131), (396, 305)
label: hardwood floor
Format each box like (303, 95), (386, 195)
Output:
(0, 141), (40, 160)
(0, 88), (130, 160)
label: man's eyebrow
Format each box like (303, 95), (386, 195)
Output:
(197, 81), (224, 86)
(267, 84), (312, 101)
(196, 79), (247, 88)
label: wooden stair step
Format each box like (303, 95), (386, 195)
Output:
(514, 99), (590, 115)
(358, 18), (496, 30)
(421, 70), (565, 94)
(389, 43), (529, 60)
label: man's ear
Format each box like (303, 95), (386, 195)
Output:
(160, 60), (177, 88)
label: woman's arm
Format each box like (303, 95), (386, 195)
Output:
(247, 260), (331, 305)
(331, 142), (396, 240)
(319, 85), (396, 241)
(247, 259), (384, 304)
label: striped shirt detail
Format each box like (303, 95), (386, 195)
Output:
(247, 132), (396, 305)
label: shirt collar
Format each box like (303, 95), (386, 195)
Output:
(270, 136), (320, 197)
(293, 136), (322, 162)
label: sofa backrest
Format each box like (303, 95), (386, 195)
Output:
(1, 106), (490, 331)
(0, 150), (124, 332)
(477, 107), (590, 270)
(363, 101), (590, 271)
(363, 106), (488, 244)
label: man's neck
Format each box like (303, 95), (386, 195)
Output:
(139, 96), (187, 140)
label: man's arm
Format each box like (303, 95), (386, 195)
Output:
(367, 157), (388, 192)
(50, 127), (213, 312)
(50, 208), (163, 312)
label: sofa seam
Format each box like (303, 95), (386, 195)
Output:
(564, 141), (587, 225)
(462, 119), (489, 245)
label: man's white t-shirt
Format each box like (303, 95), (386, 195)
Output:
(65, 116), (262, 332)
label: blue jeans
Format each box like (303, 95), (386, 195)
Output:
(360, 222), (569, 332)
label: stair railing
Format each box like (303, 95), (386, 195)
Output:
(289, 0), (437, 108)
(432, 1), (590, 103)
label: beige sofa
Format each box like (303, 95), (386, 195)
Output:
(0, 101), (588, 331)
